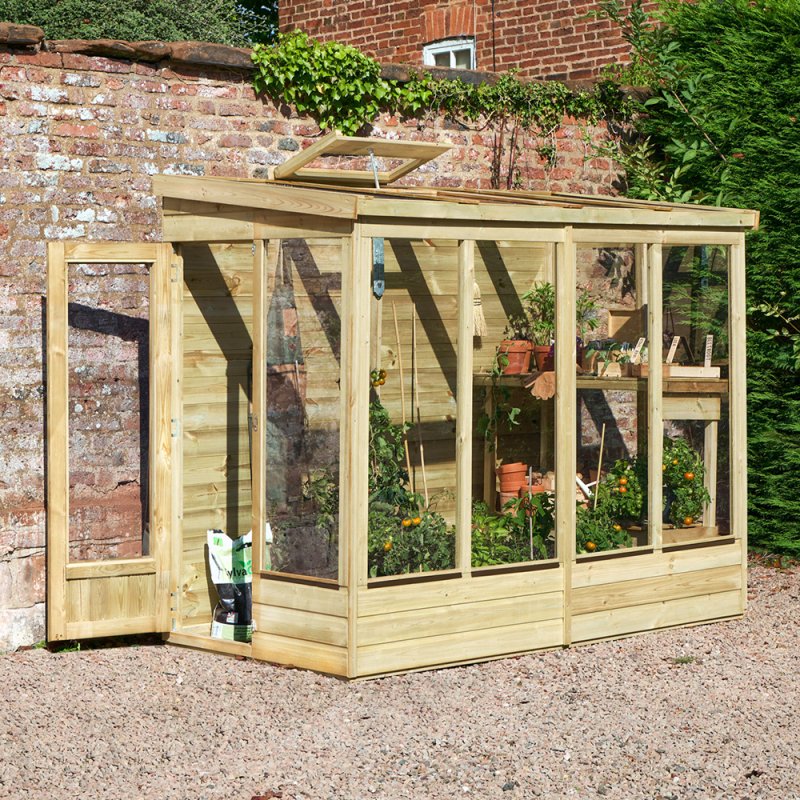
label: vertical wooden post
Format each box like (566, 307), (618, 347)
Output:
(456, 239), (475, 575)
(729, 236), (748, 609)
(251, 240), (268, 575)
(46, 242), (68, 641)
(150, 243), (174, 632)
(703, 419), (718, 529)
(647, 240), (664, 551)
(168, 246), (184, 633)
(635, 242), (648, 308)
(555, 227), (576, 646)
(341, 223), (370, 677)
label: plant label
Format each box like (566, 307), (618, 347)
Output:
(666, 335), (681, 364)
(631, 337), (646, 364)
(704, 335), (713, 367)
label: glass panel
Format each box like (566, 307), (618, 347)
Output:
(575, 244), (648, 553)
(263, 239), (342, 579)
(472, 241), (557, 566)
(434, 51), (451, 67)
(453, 48), (472, 69)
(367, 239), (457, 578)
(68, 262), (150, 560)
(662, 245), (730, 543)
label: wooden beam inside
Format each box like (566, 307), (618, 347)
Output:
(455, 239), (475, 575)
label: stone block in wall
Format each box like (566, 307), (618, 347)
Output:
(0, 605), (45, 652)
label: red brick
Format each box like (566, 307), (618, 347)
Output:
(52, 122), (101, 138)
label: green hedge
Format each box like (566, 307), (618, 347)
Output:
(0, 0), (276, 45)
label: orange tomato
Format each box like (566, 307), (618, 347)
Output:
(412, 516), (422, 526)
(401, 518), (412, 527)
(618, 476), (628, 486)
(672, 459), (679, 465)
(684, 471), (695, 481)
(585, 541), (597, 552)
(619, 486), (628, 494)
(613, 524), (622, 532)
(683, 516), (694, 526)
(383, 540), (393, 551)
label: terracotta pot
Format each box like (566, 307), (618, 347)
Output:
(497, 462), (528, 492)
(518, 483), (545, 497)
(533, 344), (553, 372)
(498, 490), (519, 508)
(498, 340), (532, 374)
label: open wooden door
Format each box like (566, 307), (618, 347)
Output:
(46, 242), (176, 640)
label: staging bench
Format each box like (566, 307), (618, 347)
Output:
(45, 133), (757, 677)
(476, 372), (728, 544)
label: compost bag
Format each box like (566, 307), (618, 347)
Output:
(207, 529), (252, 642)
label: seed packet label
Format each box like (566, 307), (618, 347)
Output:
(666, 335), (680, 364)
(631, 337), (646, 365)
(704, 335), (714, 367)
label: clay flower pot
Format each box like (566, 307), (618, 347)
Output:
(533, 344), (553, 372)
(497, 461), (528, 492)
(498, 340), (532, 374)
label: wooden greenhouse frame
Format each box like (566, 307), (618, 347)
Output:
(46, 138), (758, 677)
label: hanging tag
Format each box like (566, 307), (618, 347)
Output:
(666, 335), (681, 364)
(372, 237), (385, 299)
(631, 336), (647, 365)
(704, 335), (713, 367)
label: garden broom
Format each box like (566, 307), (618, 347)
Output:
(473, 281), (488, 337)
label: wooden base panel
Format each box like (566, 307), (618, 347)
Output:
(357, 618), (564, 677)
(251, 631), (348, 676)
(572, 590), (742, 642)
(166, 625), (252, 658)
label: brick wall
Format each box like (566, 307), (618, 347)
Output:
(280, 0), (658, 81)
(0, 31), (624, 650)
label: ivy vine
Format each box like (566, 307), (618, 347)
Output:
(251, 31), (626, 188)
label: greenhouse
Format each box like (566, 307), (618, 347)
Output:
(46, 134), (757, 677)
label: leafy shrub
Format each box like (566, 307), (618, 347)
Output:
(368, 507), (454, 577)
(0, 0), (272, 45)
(662, 436), (710, 527)
(594, 457), (646, 523)
(576, 505), (632, 554)
(472, 492), (554, 567)
(366, 384), (454, 577)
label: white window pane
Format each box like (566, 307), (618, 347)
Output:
(434, 51), (450, 67)
(453, 48), (472, 69)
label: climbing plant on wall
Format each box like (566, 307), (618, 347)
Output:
(251, 31), (623, 188)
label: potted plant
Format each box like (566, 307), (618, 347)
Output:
(522, 281), (556, 371)
(576, 504), (632, 554)
(497, 314), (533, 374)
(662, 437), (710, 527)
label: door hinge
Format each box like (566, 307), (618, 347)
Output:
(171, 417), (180, 438)
(170, 261), (180, 283)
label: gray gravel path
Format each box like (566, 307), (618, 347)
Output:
(1, 563), (798, 800)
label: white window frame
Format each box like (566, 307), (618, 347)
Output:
(423, 37), (476, 70)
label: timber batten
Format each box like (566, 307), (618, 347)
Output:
(44, 147), (755, 676)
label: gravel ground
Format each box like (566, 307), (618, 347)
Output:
(1, 562), (798, 800)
